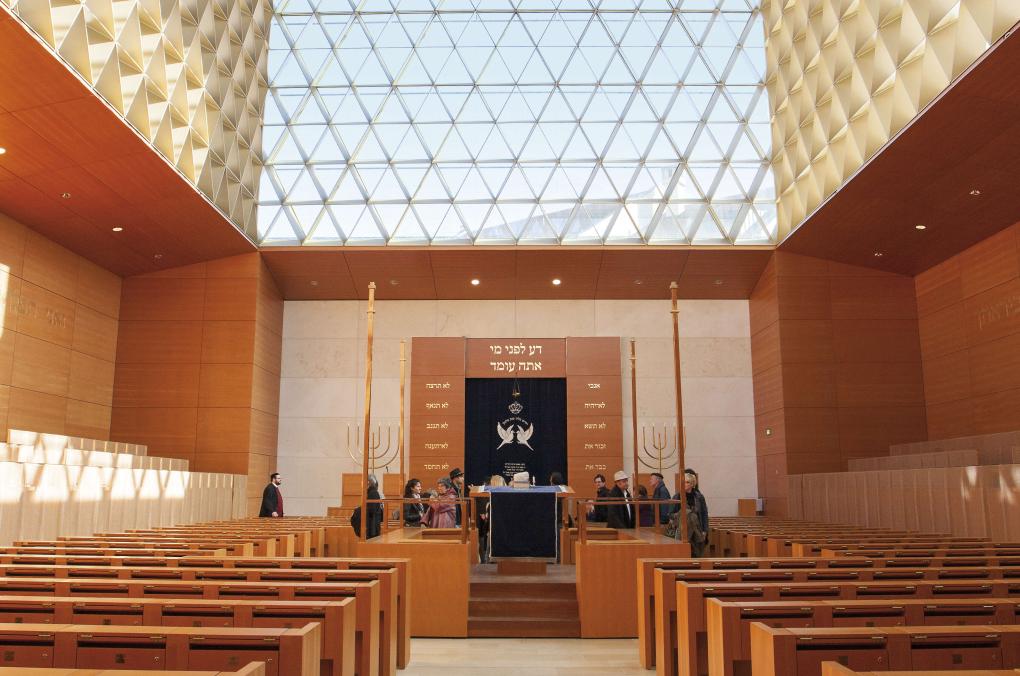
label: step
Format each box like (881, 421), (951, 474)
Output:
(469, 597), (578, 619)
(467, 617), (581, 638)
(469, 582), (576, 600)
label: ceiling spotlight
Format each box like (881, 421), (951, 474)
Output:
(914, 224), (926, 230)
(874, 252), (884, 257)
(551, 278), (562, 286)
(310, 280), (319, 287)
(61, 192), (71, 199)
(153, 253), (163, 260)
(389, 279), (399, 286)
(470, 279), (480, 286)
(633, 279), (643, 285)
(713, 279), (724, 286)
(0, 147), (6, 155)
(111, 226), (123, 232)
(970, 189), (982, 196)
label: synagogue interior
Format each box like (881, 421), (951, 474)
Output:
(1, 0), (1020, 674)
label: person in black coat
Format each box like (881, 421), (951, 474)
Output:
(649, 472), (673, 524)
(402, 478), (425, 527)
(258, 473), (284, 517)
(449, 468), (467, 525)
(605, 470), (635, 529)
(586, 473), (611, 523)
(366, 474), (383, 539)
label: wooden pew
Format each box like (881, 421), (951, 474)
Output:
(823, 546), (1020, 559)
(0, 577), (380, 676)
(789, 537), (991, 557)
(20, 540), (258, 557)
(0, 595), (353, 676)
(0, 665), (267, 675)
(0, 554), (410, 671)
(708, 597), (1019, 676)
(0, 547), (226, 559)
(671, 578), (1020, 676)
(0, 563), (397, 676)
(821, 663), (1020, 676)
(751, 624), (1020, 676)
(637, 555), (1020, 670)
(0, 622), (319, 675)
(58, 535), (289, 558)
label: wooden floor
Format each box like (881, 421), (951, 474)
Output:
(409, 638), (645, 675)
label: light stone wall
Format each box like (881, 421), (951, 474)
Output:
(277, 300), (757, 516)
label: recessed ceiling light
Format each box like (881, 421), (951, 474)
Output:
(153, 253), (163, 260)
(713, 279), (724, 286)
(914, 224), (926, 230)
(0, 147), (6, 155)
(633, 279), (643, 285)
(970, 189), (982, 196)
(551, 278), (561, 286)
(389, 279), (399, 286)
(61, 192), (71, 199)
(111, 226), (123, 232)
(874, 252), (884, 257)
(309, 280), (319, 287)
(470, 279), (480, 286)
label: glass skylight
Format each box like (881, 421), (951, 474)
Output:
(258, 1), (776, 246)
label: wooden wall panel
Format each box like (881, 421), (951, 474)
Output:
(0, 213), (120, 438)
(566, 337), (621, 375)
(111, 252), (284, 514)
(752, 251), (929, 516)
(410, 338), (466, 375)
(916, 222), (1020, 439)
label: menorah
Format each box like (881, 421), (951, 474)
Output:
(346, 423), (399, 473)
(638, 423), (680, 475)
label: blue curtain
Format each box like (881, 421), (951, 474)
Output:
(464, 378), (567, 486)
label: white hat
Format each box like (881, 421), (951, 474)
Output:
(613, 470), (628, 482)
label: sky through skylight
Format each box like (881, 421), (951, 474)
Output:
(258, 1), (776, 246)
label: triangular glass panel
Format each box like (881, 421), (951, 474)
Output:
(415, 167), (451, 200)
(385, 212), (426, 245)
(370, 203), (407, 239)
(455, 203), (492, 237)
(605, 206), (646, 244)
(329, 170), (363, 202)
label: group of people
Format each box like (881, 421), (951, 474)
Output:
(588, 468), (709, 555)
(285, 464), (708, 557)
(400, 467), (469, 529)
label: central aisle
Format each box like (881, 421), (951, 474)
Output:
(409, 638), (646, 675)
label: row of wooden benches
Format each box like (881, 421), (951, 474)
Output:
(639, 517), (1020, 676)
(0, 517), (410, 676)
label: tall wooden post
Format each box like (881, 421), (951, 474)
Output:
(630, 338), (639, 489)
(360, 282), (377, 541)
(669, 282), (688, 542)
(398, 339), (406, 479)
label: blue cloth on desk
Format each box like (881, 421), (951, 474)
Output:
(489, 488), (559, 558)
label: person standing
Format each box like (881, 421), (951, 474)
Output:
(449, 467), (467, 525)
(366, 474), (383, 539)
(606, 470), (634, 529)
(586, 473), (611, 523)
(424, 477), (457, 528)
(259, 473), (284, 517)
(649, 472), (672, 524)
(403, 479), (426, 527)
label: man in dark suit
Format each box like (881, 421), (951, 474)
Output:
(606, 470), (634, 529)
(586, 473), (611, 522)
(259, 473), (284, 517)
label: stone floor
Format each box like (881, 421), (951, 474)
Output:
(407, 637), (646, 675)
